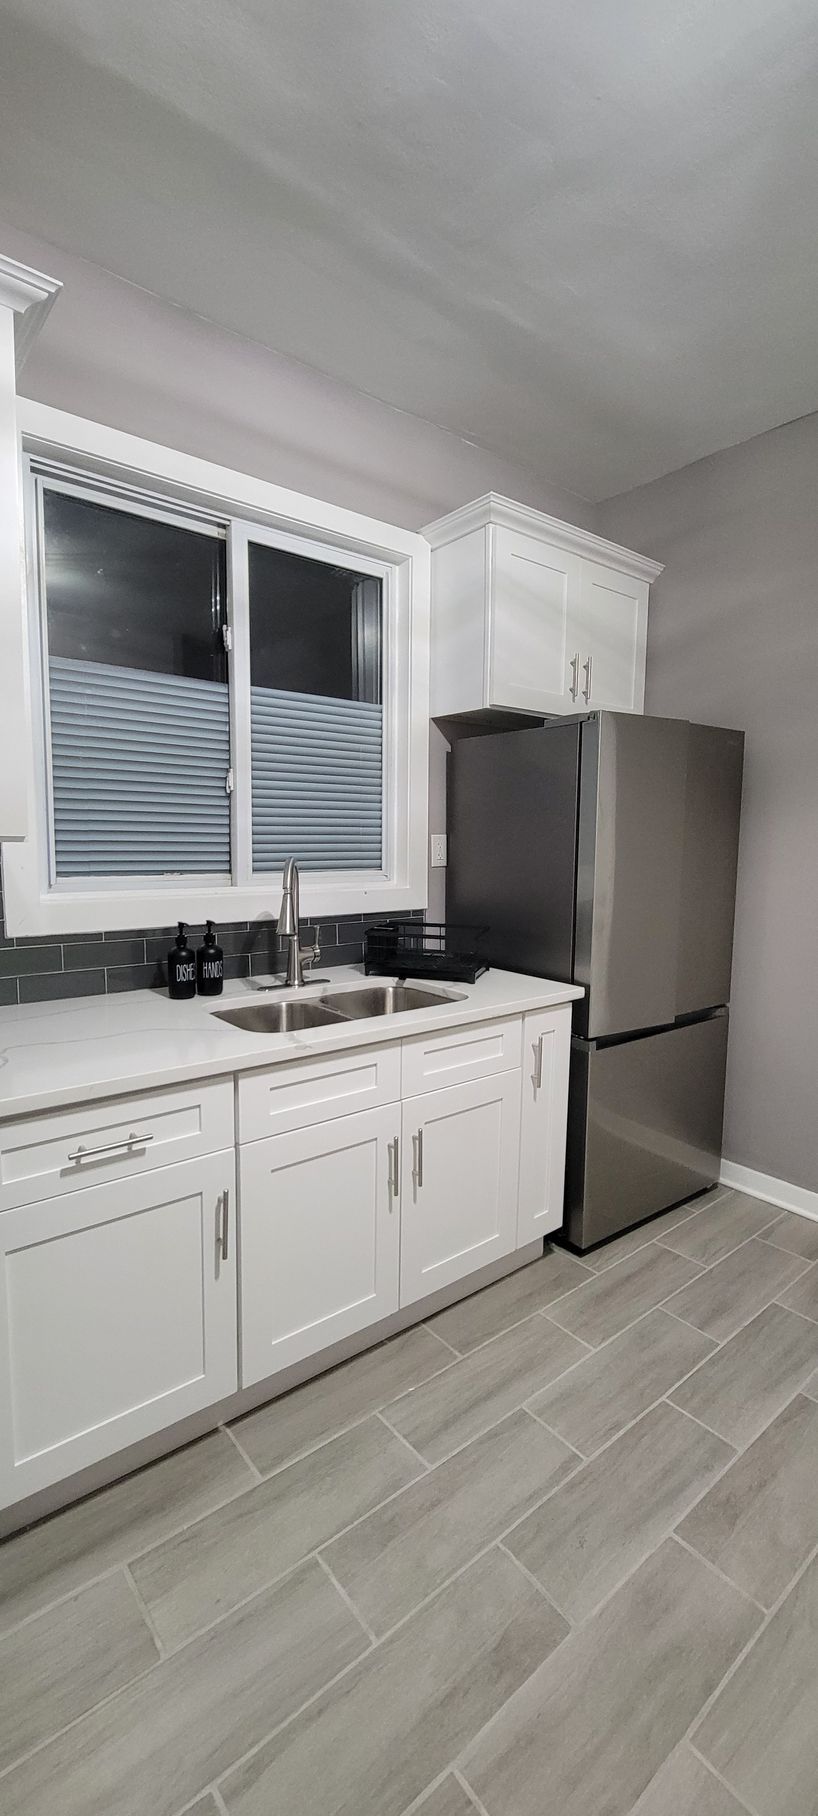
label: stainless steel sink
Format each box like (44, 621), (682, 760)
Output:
(213, 999), (347, 1034)
(318, 983), (466, 1019)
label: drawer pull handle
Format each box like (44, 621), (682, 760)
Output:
(582, 654), (593, 703)
(67, 1132), (155, 1163)
(217, 1189), (230, 1263)
(414, 1128), (424, 1189)
(388, 1136), (400, 1203)
(568, 651), (580, 701)
(535, 1034), (545, 1091)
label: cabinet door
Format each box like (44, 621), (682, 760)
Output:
(489, 527), (583, 715)
(0, 1152), (237, 1509)
(240, 1105), (400, 1386)
(400, 1072), (521, 1307)
(576, 558), (648, 712)
(517, 1007), (572, 1244)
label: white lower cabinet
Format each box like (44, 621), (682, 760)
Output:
(399, 1071), (522, 1307)
(240, 1104), (400, 1386)
(0, 1151), (237, 1506)
(517, 1007), (572, 1244)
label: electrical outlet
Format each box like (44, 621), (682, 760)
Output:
(430, 833), (448, 868)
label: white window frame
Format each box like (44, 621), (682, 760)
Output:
(3, 402), (430, 937)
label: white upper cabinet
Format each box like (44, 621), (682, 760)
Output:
(0, 255), (61, 841)
(424, 494), (661, 721)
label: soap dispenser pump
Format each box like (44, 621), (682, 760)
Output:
(197, 920), (224, 997)
(168, 922), (196, 1000)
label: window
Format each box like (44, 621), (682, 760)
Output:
(4, 411), (428, 937)
(42, 487), (230, 878)
(246, 538), (383, 873)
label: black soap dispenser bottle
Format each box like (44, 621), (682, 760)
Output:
(168, 922), (196, 1000)
(197, 920), (224, 997)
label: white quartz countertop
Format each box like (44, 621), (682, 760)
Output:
(0, 964), (583, 1121)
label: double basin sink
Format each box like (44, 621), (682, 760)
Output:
(213, 981), (466, 1036)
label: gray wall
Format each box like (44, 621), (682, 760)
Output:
(597, 413), (818, 1194)
(2, 219), (594, 533)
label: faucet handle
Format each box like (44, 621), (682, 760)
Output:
(303, 941), (321, 973)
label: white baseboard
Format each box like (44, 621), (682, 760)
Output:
(720, 1160), (818, 1224)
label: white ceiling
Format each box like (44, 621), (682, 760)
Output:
(1, 0), (817, 501)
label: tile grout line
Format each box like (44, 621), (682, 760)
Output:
(687, 1742), (765, 1816)
(671, 1532), (766, 1615)
(121, 1560), (168, 1659)
(420, 1322), (462, 1357)
(673, 1525), (818, 1779)
(520, 1401), (586, 1460)
(495, 1539), (573, 1621)
(375, 1408), (433, 1470)
(316, 1553), (379, 1646)
(575, 1189), (734, 1273)
(453, 1764), (495, 1815)
(218, 1421), (264, 1483)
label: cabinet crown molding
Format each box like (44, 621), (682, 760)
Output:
(422, 491), (663, 583)
(0, 253), (62, 373)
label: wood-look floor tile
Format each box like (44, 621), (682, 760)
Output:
(220, 1548), (568, 1816)
(528, 1308), (715, 1456)
(0, 1558), (367, 1816)
(632, 1745), (748, 1813)
(678, 1393), (818, 1608)
(582, 1192), (721, 1273)
(0, 1571), (157, 1773)
(696, 1552), (818, 1816)
(176, 1800), (219, 1816)
(504, 1401), (733, 1623)
(657, 1190), (781, 1266)
(231, 1325), (452, 1476)
(669, 1302), (818, 1448)
(323, 1408), (576, 1636)
(776, 1261), (818, 1322)
(663, 1240), (809, 1343)
(383, 1316), (588, 1464)
(413, 1775), (481, 1815)
(757, 1211), (818, 1261)
(131, 1416), (420, 1650)
(461, 1539), (761, 1816)
(427, 1248), (593, 1353)
(0, 1431), (255, 1635)
(546, 1243), (703, 1348)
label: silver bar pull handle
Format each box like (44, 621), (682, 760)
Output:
(67, 1131), (154, 1163)
(414, 1128), (424, 1189)
(388, 1135), (400, 1203)
(216, 1189), (229, 1263)
(535, 1034), (545, 1091)
(582, 654), (593, 703)
(568, 652), (580, 701)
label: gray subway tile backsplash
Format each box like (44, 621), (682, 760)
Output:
(0, 873), (418, 1005)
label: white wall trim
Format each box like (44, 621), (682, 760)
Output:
(0, 254), (62, 372)
(422, 490), (664, 582)
(720, 1159), (818, 1224)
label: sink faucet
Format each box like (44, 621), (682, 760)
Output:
(276, 858), (321, 988)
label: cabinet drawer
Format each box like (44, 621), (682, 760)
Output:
(0, 1078), (234, 1212)
(238, 1041), (401, 1143)
(401, 1017), (521, 1097)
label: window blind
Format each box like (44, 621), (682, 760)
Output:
(251, 686), (383, 871)
(49, 657), (231, 876)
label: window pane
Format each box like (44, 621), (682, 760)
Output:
(248, 542), (383, 872)
(42, 488), (230, 877)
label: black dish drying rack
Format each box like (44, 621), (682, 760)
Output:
(363, 920), (488, 985)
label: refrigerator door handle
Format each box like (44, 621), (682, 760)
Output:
(568, 652), (580, 701)
(582, 654), (593, 703)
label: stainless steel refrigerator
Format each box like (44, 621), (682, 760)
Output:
(447, 712), (744, 1252)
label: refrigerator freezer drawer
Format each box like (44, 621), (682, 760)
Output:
(565, 1012), (729, 1251)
